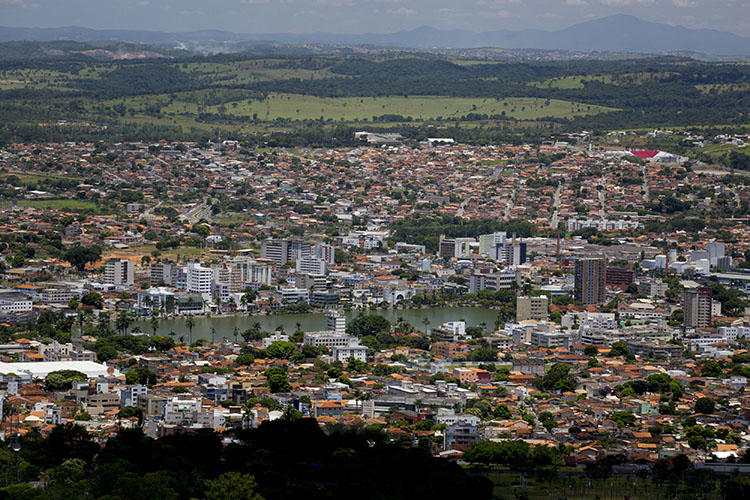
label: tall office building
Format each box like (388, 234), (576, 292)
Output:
(574, 257), (606, 305)
(104, 259), (134, 286)
(683, 287), (713, 328)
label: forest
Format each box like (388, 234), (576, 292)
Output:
(0, 51), (748, 145)
(0, 418), (492, 499)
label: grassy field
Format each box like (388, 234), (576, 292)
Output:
(700, 143), (749, 160)
(13, 199), (102, 211)
(201, 94), (616, 121)
(528, 75), (613, 89)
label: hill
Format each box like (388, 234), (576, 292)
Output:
(1, 15), (748, 57)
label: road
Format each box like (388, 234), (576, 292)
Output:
(504, 188), (516, 220)
(550, 184), (562, 228)
(183, 201), (211, 224)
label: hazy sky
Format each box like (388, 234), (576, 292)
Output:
(1, 0), (748, 36)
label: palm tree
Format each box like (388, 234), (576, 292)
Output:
(115, 311), (131, 335)
(77, 311), (85, 336)
(233, 326), (239, 343)
(211, 327), (217, 344)
(185, 316), (195, 344)
(150, 317), (159, 336)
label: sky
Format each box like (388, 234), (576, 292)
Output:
(1, 0), (748, 37)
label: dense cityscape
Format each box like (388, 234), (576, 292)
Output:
(0, 127), (748, 497)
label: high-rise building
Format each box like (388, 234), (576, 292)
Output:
(326, 309), (346, 334)
(605, 266), (635, 287)
(493, 241), (527, 266)
(707, 242), (725, 267)
(261, 239), (286, 265)
(104, 259), (134, 286)
(516, 295), (549, 321)
(312, 244), (336, 265)
(438, 235), (456, 260)
(574, 257), (606, 305)
(186, 262), (212, 294)
(150, 262), (174, 286)
(438, 235), (474, 259)
(261, 239), (311, 265)
(296, 256), (328, 276)
(683, 287), (713, 328)
(478, 232), (507, 256)
(231, 257), (273, 286)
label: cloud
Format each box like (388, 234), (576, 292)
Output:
(600, 0), (655, 5)
(136, 1), (150, 6)
(477, 0), (521, 6)
(386, 7), (416, 15)
(672, 0), (695, 6)
(0, 0), (39, 7)
(565, 0), (588, 5)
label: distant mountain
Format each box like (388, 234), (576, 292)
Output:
(1, 14), (748, 57)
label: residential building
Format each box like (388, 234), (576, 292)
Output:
(683, 287), (713, 328)
(332, 345), (368, 363)
(530, 331), (571, 349)
(639, 278), (668, 298)
(0, 294), (33, 313)
(296, 256), (328, 276)
(326, 310), (346, 334)
(186, 262), (212, 294)
(606, 266), (635, 287)
(575, 257), (606, 305)
(104, 258), (134, 286)
(516, 295), (549, 321)
(150, 262), (175, 286)
(478, 232), (507, 256)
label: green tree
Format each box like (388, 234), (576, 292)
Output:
(346, 314), (391, 337)
(126, 367), (157, 386)
(694, 397), (715, 414)
(62, 245), (102, 272)
(44, 370), (87, 391)
(493, 403), (511, 419)
(185, 316), (195, 344)
(533, 363), (577, 392)
(81, 291), (104, 309)
(265, 366), (291, 393)
(203, 472), (265, 500)
(266, 341), (296, 360)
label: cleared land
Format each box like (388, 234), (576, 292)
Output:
(199, 94), (616, 121)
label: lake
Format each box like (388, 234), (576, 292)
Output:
(133, 307), (502, 341)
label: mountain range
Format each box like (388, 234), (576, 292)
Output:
(1, 14), (748, 57)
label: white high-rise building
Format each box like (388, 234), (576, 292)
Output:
(296, 256), (328, 276)
(326, 310), (346, 334)
(104, 259), (134, 286)
(479, 232), (507, 256)
(186, 262), (213, 294)
(707, 242), (725, 267)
